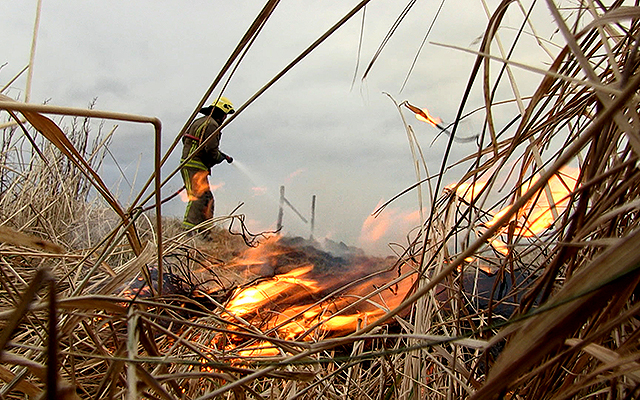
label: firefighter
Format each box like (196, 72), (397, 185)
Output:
(180, 96), (234, 231)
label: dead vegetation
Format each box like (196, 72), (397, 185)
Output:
(2, 0), (640, 399)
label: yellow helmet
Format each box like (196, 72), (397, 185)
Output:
(212, 96), (235, 114)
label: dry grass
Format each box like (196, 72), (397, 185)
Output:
(2, 0), (640, 399)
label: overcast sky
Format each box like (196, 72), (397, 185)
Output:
(1, 1), (556, 255)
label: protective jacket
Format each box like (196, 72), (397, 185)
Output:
(181, 116), (227, 170)
(180, 116), (226, 230)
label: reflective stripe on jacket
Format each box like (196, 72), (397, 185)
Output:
(180, 116), (226, 170)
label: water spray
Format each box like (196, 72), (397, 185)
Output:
(231, 159), (265, 189)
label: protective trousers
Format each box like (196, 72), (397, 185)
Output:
(181, 167), (214, 229)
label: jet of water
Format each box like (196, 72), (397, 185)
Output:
(231, 160), (279, 205)
(231, 160), (310, 235)
(231, 159), (262, 187)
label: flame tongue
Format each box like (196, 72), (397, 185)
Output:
(180, 170), (223, 202)
(415, 107), (442, 127)
(225, 265), (319, 317)
(402, 101), (442, 127)
(448, 167), (579, 256)
(484, 168), (579, 238)
(220, 237), (415, 344)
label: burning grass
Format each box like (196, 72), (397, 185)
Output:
(2, 1), (640, 399)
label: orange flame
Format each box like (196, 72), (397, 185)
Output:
(220, 239), (417, 344)
(180, 170), (223, 202)
(449, 167), (579, 254)
(415, 107), (442, 127)
(360, 212), (391, 244)
(226, 265), (319, 317)
(485, 168), (579, 238)
(236, 342), (281, 358)
(403, 101), (442, 128)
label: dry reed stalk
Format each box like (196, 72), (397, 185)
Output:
(425, 1), (640, 398)
(3, 0), (640, 399)
(348, 0), (640, 398)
